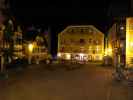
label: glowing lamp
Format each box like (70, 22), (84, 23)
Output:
(57, 53), (61, 57)
(28, 43), (33, 53)
(79, 53), (84, 57)
(120, 26), (124, 30)
(66, 53), (71, 60)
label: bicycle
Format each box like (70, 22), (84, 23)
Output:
(112, 63), (128, 82)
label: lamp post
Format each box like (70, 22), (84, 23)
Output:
(28, 43), (33, 64)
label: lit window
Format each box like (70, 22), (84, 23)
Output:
(66, 53), (71, 60)
(95, 56), (99, 60)
(96, 46), (99, 53)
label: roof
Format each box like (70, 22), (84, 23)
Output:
(60, 25), (104, 36)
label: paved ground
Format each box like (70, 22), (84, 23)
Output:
(0, 63), (131, 100)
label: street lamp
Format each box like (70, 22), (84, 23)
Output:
(28, 43), (33, 53)
(28, 43), (33, 64)
(120, 26), (124, 30)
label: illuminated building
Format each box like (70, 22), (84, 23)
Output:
(107, 18), (126, 67)
(58, 25), (104, 62)
(126, 17), (133, 67)
(24, 35), (48, 63)
(107, 23), (119, 67)
(13, 26), (23, 59)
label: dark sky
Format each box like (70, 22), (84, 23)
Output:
(9, 0), (129, 32)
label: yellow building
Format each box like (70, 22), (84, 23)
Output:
(13, 26), (23, 59)
(107, 23), (119, 67)
(126, 17), (133, 67)
(58, 25), (104, 62)
(108, 19), (126, 67)
(107, 18), (133, 68)
(0, 24), (23, 60)
(24, 35), (48, 63)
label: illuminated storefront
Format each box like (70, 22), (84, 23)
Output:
(58, 25), (104, 62)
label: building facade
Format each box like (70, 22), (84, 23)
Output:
(107, 18), (127, 67)
(24, 35), (48, 64)
(0, 0), (8, 55)
(13, 26), (23, 59)
(126, 17), (133, 67)
(58, 25), (104, 62)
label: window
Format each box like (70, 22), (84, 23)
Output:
(16, 38), (22, 45)
(93, 40), (97, 45)
(96, 40), (99, 45)
(89, 39), (92, 43)
(61, 39), (66, 44)
(84, 29), (88, 33)
(80, 39), (85, 44)
(89, 29), (93, 33)
(71, 29), (74, 33)
(81, 29), (84, 33)
(88, 55), (92, 61)
(61, 47), (64, 52)
(95, 56), (99, 60)
(93, 50), (95, 54)
(70, 39), (74, 43)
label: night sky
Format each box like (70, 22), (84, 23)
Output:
(9, 0), (129, 32)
